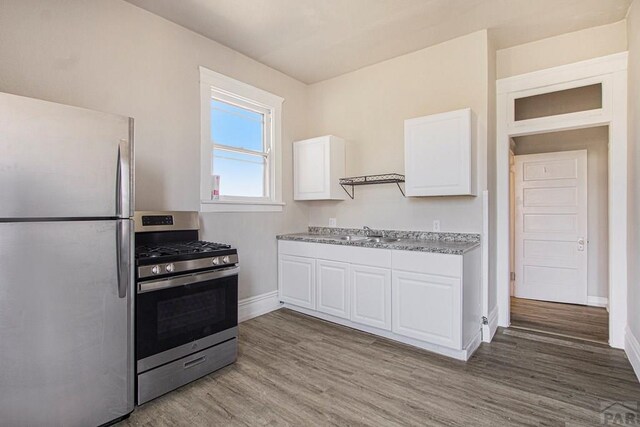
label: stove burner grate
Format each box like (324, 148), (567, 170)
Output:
(135, 240), (231, 259)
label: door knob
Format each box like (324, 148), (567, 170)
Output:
(577, 237), (585, 251)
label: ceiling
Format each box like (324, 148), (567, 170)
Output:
(125, 0), (632, 84)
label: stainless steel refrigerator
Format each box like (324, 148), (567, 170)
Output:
(0, 92), (135, 426)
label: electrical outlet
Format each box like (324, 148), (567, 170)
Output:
(328, 218), (337, 227)
(433, 220), (441, 232)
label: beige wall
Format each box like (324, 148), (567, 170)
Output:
(0, 0), (309, 300)
(304, 31), (490, 234)
(0, 0), (636, 318)
(627, 0), (640, 341)
(497, 21), (627, 79)
(513, 127), (609, 300)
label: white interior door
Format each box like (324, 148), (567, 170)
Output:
(514, 150), (588, 305)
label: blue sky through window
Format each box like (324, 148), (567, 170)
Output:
(211, 99), (266, 197)
(211, 99), (263, 152)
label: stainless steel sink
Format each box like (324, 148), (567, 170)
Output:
(336, 235), (368, 242)
(367, 237), (399, 243)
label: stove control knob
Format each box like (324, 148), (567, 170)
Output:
(165, 263), (175, 273)
(223, 256), (230, 264)
(151, 265), (160, 275)
(212, 257), (220, 265)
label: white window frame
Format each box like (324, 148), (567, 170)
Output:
(200, 66), (284, 212)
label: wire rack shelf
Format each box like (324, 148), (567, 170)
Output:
(338, 173), (405, 199)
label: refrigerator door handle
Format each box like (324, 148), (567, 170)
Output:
(116, 134), (132, 218)
(116, 220), (131, 298)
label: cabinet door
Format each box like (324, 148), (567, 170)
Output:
(279, 255), (316, 309)
(404, 108), (475, 196)
(294, 137), (329, 200)
(293, 136), (345, 200)
(392, 270), (461, 349)
(350, 265), (391, 330)
(316, 259), (350, 319)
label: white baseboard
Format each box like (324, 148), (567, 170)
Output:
(466, 330), (482, 357)
(625, 326), (640, 383)
(482, 305), (499, 343)
(587, 296), (609, 308)
(284, 303), (478, 361)
(238, 290), (282, 323)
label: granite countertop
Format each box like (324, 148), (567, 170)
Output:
(277, 227), (480, 255)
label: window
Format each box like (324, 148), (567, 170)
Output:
(200, 67), (284, 212)
(211, 99), (269, 198)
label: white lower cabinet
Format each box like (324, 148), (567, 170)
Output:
(350, 265), (392, 330)
(279, 254), (316, 309)
(278, 240), (481, 361)
(316, 259), (350, 319)
(392, 270), (461, 348)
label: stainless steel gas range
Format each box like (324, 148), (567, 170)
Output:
(134, 211), (238, 404)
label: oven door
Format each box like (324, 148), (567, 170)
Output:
(136, 266), (238, 372)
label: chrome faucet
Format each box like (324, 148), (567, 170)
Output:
(363, 226), (380, 237)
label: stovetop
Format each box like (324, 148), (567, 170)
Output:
(135, 240), (236, 266)
(136, 240), (231, 258)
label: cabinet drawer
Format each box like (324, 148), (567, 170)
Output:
(138, 338), (237, 404)
(279, 240), (392, 268)
(278, 240), (317, 258)
(391, 250), (461, 277)
(316, 244), (391, 268)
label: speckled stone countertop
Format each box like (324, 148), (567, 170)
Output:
(277, 227), (480, 255)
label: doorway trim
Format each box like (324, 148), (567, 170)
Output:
(496, 52), (628, 348)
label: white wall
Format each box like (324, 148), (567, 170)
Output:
(0, 0), (309, 300)
(487, 33), (498, 319)
(513, 127), (609, 300)
(304, 31), (490, 234)
(497, 21), (627, 79)
(627, 0), (640, 345)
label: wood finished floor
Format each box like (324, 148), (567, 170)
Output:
(510, 297), (609, 343)
(120, 308), (639, 426)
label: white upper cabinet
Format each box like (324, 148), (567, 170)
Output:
(293, 135), (346, 200)
(404, 108), (476, 196)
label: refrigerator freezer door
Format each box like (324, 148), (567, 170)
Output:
(0, 92), (133, 219)
(0, 220), (134, 427)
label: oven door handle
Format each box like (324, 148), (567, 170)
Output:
(138, 266), (239, 293)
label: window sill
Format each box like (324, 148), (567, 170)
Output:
(200, 199), (285, 213)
